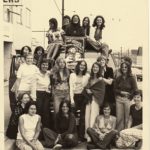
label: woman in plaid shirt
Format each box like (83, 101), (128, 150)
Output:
(6, 93), (32, 139)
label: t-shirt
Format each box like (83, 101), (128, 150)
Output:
(46, 29), (64, 43)
(17, 63), (39, 91)
(130, 104), (142, 127)
(36, 71), (51, 92)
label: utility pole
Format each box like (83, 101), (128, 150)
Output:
(62, 0), (64, 26)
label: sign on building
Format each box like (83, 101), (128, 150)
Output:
(3, 0), (22, 6)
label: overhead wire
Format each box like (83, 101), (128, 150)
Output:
(52, 0), (62, 15)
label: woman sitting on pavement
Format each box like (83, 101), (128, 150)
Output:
(16, 101), (44, 150)
(116, 89), (143, 149)
(87, 103), (117, 149)
(42, 100), (78, 149)
(6, 93), (32, 139)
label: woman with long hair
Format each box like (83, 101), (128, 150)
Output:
(36, 59), (52, 128)
(33, 46), (45, 68)
(65, 15), (84, 36)
(42, 100), (78, 149)
(82, 17), (90, 36)
(51, 57), (70, 114)
(11, 53), (39, 101)
(114, 61), (138, 131)
(6, 93), (32, 139)
(87, 15), (109, 57)
(16, 101), (44, 150)
(84, 62), (105, 141)
(46, 18), (65, 61)
(69, 60), (90, 141)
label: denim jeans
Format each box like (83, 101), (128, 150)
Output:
(53, 89), (70, 114)
(116, 96), (131, 131)
(87, 128), (117, 149)
(43, 128), (78, 148)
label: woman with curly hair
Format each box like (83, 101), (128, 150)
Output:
(51, 57), (70, 114)
(46, 18), (65, 61)
(114, 61), (138, 131)
(87, 15), (109, 57)
(33, 46), (45, 68)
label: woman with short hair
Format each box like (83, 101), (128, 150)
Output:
(11, 53), (39, 101)
(36, 59), (52, 128)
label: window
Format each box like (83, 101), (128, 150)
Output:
(3, 6), (13, 23)
(16, 6), (22, 24)
(25, 8), (31, 28)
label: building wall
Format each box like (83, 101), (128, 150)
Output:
(3, 0), (32, 80)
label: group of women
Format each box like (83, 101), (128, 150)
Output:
(6, 14), (142, 150)
(46, 14), (110, 62)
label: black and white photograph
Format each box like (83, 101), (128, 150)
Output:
(2, 0), (149, 149)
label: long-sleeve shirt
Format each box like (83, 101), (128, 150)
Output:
(114, 74), (138, 97)
(69, 73), (90, 103)
(55, 113), (77, 138)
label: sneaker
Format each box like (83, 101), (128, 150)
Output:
(53, 144), (62, 150)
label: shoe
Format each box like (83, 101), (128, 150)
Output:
(87, 142), (97, 150)
(52, 144), (62, 150)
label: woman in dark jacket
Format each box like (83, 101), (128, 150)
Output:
(65, 15), (84, 37)
(6, 93), (32, 139)
(97, 55), (116, 115)
(42, 100), (78, 149)
(82, 17), (90, 36)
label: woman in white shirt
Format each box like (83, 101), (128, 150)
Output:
(16, 101), (44, 150)
(69, 60), (90, 141)
(36, 59), (52, 128)
(11, 53), (39, 101)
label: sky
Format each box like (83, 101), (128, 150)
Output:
(31, 0), (148, 51)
